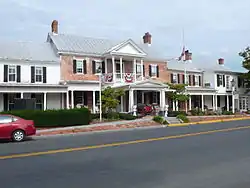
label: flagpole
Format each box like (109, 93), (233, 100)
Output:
(182, 28), (188, 113)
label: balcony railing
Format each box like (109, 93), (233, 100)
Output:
(102, 73), (143, 84)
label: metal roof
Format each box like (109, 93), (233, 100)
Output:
(47, 33), (168, 61)
(0, 41), (59, 62)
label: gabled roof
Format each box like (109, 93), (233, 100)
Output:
(0, 41), (59, 62)
(47, 33), (168, 61)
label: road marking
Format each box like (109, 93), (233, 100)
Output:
(1, 125), (250, 160)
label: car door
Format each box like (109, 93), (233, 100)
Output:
(0, 115), (14, 139)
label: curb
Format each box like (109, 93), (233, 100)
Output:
(168, 117), (250, 127)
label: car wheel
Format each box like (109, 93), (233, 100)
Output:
(12, 130), (25, 142)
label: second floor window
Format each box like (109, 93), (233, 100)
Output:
(149, 64), (159, 77)
(217, 74), (225, 87)
(92, 60), (103, 74)
(8, 65), (16, 82)
(35, 67), (43, 82)
(136, 64), (142, 74)
(73, 59), (87, 74)
(226, 75), (230, 89)
(194, 75), (200, 86)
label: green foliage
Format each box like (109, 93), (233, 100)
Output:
(91, 112), (137, 120)
(190, 108), (205, 116)
(165, 83), (190, 109)
(239, 47), (250, 90)
(168, 111), (187, 117)
(153, 116), (168, 125)
(101, 86), (125, 113)
(222, 110), (234, 115)
(2, 108), (91, 127)
(176, 114), (189, 123)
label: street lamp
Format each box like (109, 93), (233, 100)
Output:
(96, 66), (103, 122)
(231, 79), (236, 113)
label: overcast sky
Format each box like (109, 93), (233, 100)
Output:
(0, 0), (249, 71)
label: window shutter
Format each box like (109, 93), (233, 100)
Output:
(4, 65), (8, 82)
(156, 65), (159, 77)
(177, 74), (180, 83)
(217, 74), (220, 87)
(31, 66), (35, 83)
(189, 75), (192, 86)
(31, 93), (35, 99)
(192, 75), (195, 85)
(223, 75), (225, 87)
(17, 65), (21, 83)
(83, 60), (87, 74)
(43, 67), (47, 83)
(3, 93), (8, 111)
(73, 59), (76, 74)
(238, 76), (241, 88)
(199, 75), (201, 86)
(170, 73), (174, 83)
(92, 61), (96, 74)
(182, 74), (185, 84)
(143, 65), (145, 76)
(217, 96), (220, 107)
(101, 61), (105, 73)
(149, 65), (152, 77)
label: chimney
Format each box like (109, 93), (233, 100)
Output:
(218, 58), (224, 65)
(143, 32), (152, 45)
(51, 20), (58, 34)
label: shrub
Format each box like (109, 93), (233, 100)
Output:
(153, 116), (168, 125)
(106, 112), (120, 120)
(222, 111), (233, 115)
(177, 114), (189, 123)
(1, 108), (91, 127)
(168, 111), (187, 117)
(119, 113), (137, 120)
(91, 112), (137, 121)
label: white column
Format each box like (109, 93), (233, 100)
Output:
(215, 95), (218, 110)
(227, 95), (229, 111)
(232, 94), (235, 113)
(104, 58), (108, 74)
(160, 90), (166, 111)
(43, 92), (47, 110)
(189, 96), (192, 110)
(112, 56), (116, 82)
(120, 57), (123, 81)
(133, 58), (137, 82)
(172, 100), (176, 111)
(66, 91), (69, 109)
(212, 95), (215, 111)
(71, 90), (74, 109)
(20, 92), (23, 99)
(92, 91), (96, 113)
(201, 94), (204, 111)
(129, 89), (134, 112)
(140, 59), (144, 80)
(121, 95), (124, 112)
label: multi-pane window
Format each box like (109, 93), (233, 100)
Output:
(136, 64), (142, 74)
(194, 75), (199, 86)
(8, 65), (16, 82)
(150, 65), (157, 77)
(172, 73), (178, 83)
(35, 67), (43, 82)
(76, 60), (84, 73)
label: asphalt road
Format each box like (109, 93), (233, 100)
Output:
(1, 120), (250, 188)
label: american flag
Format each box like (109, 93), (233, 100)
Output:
(178, 46), (186, 61)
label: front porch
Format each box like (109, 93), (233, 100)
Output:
(0, 83), (68, 111)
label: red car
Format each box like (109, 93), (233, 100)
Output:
(0, 114), (36, 142)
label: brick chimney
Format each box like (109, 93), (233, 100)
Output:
(218, 58), (224, 65)
(51, 20), (58, 34)
(143, 32), (152, 45)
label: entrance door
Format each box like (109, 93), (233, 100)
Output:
(239, 97), (248, 111)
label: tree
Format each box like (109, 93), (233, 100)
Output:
(165, 83), (190, 110)
(101, 86), (125, 113)
(239, 47), (250, 90)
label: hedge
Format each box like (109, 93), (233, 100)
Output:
(91, 112), (137, 120)
(1, 108), (91, 127)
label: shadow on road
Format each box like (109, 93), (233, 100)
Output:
(0, 137), (36, 144)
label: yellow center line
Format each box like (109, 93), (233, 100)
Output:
(1, 125), (250, 160)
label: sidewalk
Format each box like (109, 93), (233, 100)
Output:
(36, 116), (160, 136)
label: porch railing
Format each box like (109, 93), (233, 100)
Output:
(102, 73), (143, 84)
